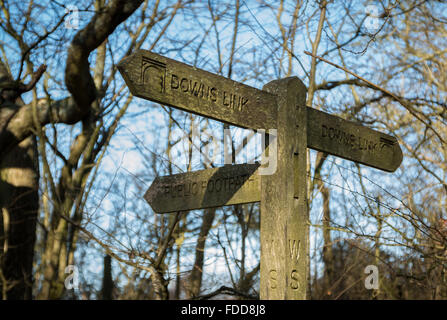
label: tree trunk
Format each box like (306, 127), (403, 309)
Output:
(101, 255), (114, 300)
(313, 152), (333, 298)
(0, 136), (39, 299)
(186, 208), (216, 298)
(321, 183), (334, 298)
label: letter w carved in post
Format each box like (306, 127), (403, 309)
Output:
(289, 239), (300, 262)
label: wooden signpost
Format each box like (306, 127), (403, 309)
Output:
(144, 163), (260, 213)
(260, 78), (308, 299)
(118, 49), (403, 300)
(307, 108), (402, 172)
(118, 50), (277, 130)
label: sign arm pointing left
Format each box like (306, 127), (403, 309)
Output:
(144, 164), (260, 213)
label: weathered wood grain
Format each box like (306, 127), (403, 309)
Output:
(119, 50), (404, 301)
(307, 108), (403, 172)
(260, 77), (308, 300)
(144, 163), (260, 213)
(118, 50), (402, 172)
(118, 50), (278, 130)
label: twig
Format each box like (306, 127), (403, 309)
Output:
(0, 64), (46, 94)
(305, 50), (399, 100)
(193, 285), (258, 300)
(304, 51), (445, 145)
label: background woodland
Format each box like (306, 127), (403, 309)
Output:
(0, 0), (445, 299)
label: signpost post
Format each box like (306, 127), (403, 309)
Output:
(118, 49), (403, 300)
(260, 78), (308, 299)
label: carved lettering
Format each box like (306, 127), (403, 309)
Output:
(171, 74), (179, 89)
(322, 124), (328, 137)
(321, 124), (379, 155)
(230, 92), (235, 109)
(223, 91), (230, 106)
(269, 269), (277, 289)
(214, 178), (222, 192)
(289, 239), (300, 262)
(141, 57), (166, 93)
(190, 80), (200, 96)
(180, 78), (189, 92)
(207, 179), (214, 192)
(165, 71), (249, 111)
(191, 182), (198, 195)
(159, 173), (256, 198)
(170, 74), (219, 104)
(350, 134), (355, 149)
(210, 87), (217, 102)
(240, 97), (248, 111)
(290, 270), (299, 290)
